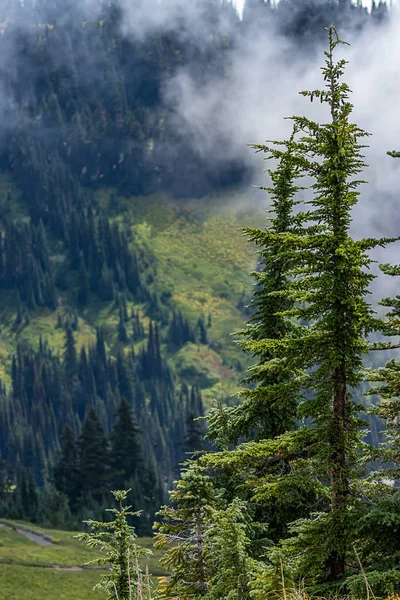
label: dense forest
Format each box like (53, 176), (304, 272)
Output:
(0, 0), (393, 541)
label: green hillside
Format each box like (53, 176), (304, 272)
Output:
(98, 189), (261, 399)
(0, 169), (264, 533)
(0, 177), (261, 399)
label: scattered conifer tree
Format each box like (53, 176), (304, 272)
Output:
(77, 256), (91, 306)
(118, 306), (129, 343)
(53, 425), (80, 511)
(110, 397), (143, 489)
(155, 464), (216, 599)
(155, 465), (261, 600)
(63, 323), (78, 386)
(77, 489), (154, 600)
(13, 291), (23, 329)
(349, 249), (400, 595)
(205, 498), (258, 600)
(78, 408), (111, 502)
(197, 314), (208, 345)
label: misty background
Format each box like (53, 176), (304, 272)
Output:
(0, 0), (397, 219)
(0, 0), (399, 286)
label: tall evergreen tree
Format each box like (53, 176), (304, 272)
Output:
(19, 468), (39, 521)
(78, 408), (110, 502)
(203, 134), (317, 549)
(77, 256), (91, 307)
(207, 127), (301, 447)
(63, 323), (78, 386)
(118, 306), (129, 343)
(202, 26), (395, 588)
(53, 425), (80, 510)
(197, 314), (208, 345)
(110, 397), (143, 489)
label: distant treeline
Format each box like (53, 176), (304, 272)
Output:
(0, 320), (207, 532)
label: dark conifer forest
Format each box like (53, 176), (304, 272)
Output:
(0, 1), (398, 591)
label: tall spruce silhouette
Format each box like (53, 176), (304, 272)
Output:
(203, 26), (395, 585)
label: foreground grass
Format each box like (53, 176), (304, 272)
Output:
(0, 521), (163, 599)
(0, 564), (104, 600)
(0, 521), (161, 571)
(0, 522), (96, 567)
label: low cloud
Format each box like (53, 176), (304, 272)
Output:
(163, 7), (400, 244)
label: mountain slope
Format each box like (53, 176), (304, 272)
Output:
(0, 181), (261, 397)
(0, 174), (263, 531)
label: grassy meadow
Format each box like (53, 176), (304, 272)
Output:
(97, 189), (263, 403)
(0, 520), (163, 600)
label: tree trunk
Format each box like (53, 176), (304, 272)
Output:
(196, 516), (207, 593)
(328, 362), (349, 581)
